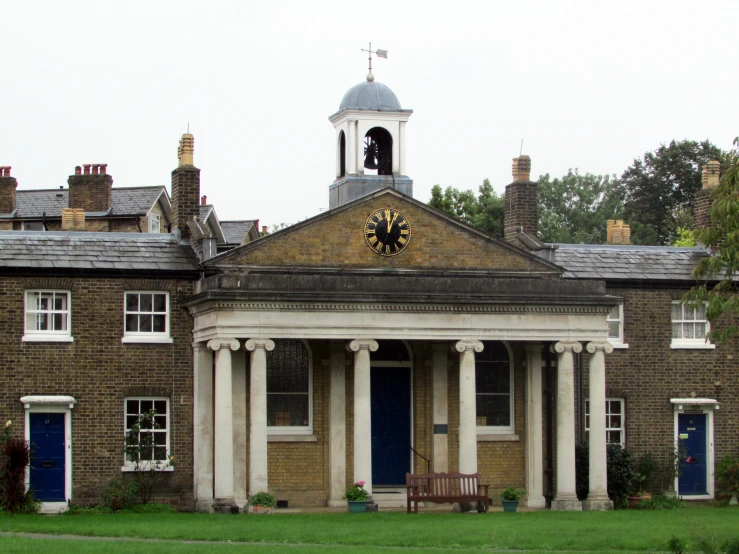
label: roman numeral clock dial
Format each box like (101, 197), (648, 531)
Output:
(364, 208), (411, 256)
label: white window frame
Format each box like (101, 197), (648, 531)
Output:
(122, 397), (173, 472)
(23, 290), (73, 343)
(122, 291), (172, 344)
(476, 341), (515, 435)
(266, 339), (313, 436)
(585, 397), (625, 447)
(148, 212), (161, 234)
(671, 301), (715, 349)
(607, 304), (628, 349)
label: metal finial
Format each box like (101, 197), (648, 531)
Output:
(361, 42), (388, 82)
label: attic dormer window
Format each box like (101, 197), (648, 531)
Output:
(149, 213), (161, 234)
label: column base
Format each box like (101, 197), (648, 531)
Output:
(195, 498), (214, 513)
(213, 497), (240, 514)
(525, 496), (546, 508)
(551, 498), (582, 511)
(328, 499), (346, 508)
(582, 498), (614, 511)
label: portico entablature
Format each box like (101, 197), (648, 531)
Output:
(189, 300), (610, 343)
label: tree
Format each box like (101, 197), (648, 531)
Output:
(622, 139), (725, 245)
(428, 179), (504, 237)
(684, 137), (739, 343)
(537, 171), (625, 244)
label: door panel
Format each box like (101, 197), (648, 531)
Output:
(29, 413), (66, 502)
(678, 413), (707, 495)
(371, 367), (411, 485)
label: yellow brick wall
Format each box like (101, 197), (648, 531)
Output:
(219, 193), (549, 272)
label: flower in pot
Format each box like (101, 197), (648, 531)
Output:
(248, 491), (276, 514)
(658, 440), (687, 496)
(500, 487), (526, 513)
(344, 481), (370, 513)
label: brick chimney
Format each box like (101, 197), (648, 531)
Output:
(67, 163), (112, 212)
(504, 155), (538, 246)
(171, 133), (200, 238)
(0, 166), (18, 214)
(694, 160), (721, 230)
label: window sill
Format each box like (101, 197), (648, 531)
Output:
(22, 335), (74, 343)
(610, 342), (629, 349)
(267, 434), (317, 443)
(477, 434), (519, 442)
(121, 465), (174, 472)
(122, 336), (174, 344)
(670, 340), (715, 350)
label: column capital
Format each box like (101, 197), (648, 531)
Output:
(207, 338), (240, 352)
(453, 340), (483, 354)
(552, 341), (582, 354)
(245, 338), (275, 352)
(586, 341), (614, 355)
(192, 340), (208, 351)
(347, 339), (379, 353)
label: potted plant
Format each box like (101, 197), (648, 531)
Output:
(344, 481), (370, 513)
(499, 487), (526, 513)
(659, 440), (687, 497)
(247, 491), (276, 514)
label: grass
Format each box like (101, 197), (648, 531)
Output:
(0, 506), (737, 552)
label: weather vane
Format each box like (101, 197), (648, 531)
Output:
(360, 42), (387, 82)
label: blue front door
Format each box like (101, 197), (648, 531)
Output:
(678, 413), (707, 496)
(371, 367), (411, 485)
(29, 413), (66, 502)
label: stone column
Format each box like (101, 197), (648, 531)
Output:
(348, 120), (357, 175)
(328, 342), (347, 507)
(399, 121), (407, 175)
(193, 341), (214, 512)
(583, 341), (614, 511)
(231, 348), (247, 508)
(207, 338), (240, 511)
(348, 339), (378, 494)
(551, 341), (582, 511)
(432, 343), (449, 472)
(454, 340), (483, 474)
(525, 344), (546, 508)
(245, 339), (275, 497)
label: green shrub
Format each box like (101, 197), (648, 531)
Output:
(102, 480), (138, 511)
(716, 455), (739, 503)
(248, 491), (276, 508)
(607, 443), (635, 509)
(667, 536), (686, 554)
(63, 505), (113, 516)
(635, 494), (682, 510)
(499, 487), (526, 501)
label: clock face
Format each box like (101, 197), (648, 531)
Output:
(364, 208), (411, 256)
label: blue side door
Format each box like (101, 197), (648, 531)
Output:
(371, 367), (411, 485)
(29, 413), (66, 502)
(678, 413), (707, 496)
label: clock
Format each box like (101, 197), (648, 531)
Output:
(364, 207), (411, 256)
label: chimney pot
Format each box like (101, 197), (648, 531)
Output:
(100, 164), (107, 175)
(75, 166), (82, 176)
(92, 164), (99, 175)
(83, 164), (91, 175)
(201, 195), (207, 206)
(705, 160), (720, 188)
(262, 225), (268, 233)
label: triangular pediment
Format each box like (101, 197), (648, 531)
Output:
(204, 189), (562, 276)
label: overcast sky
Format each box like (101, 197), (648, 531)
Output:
(2, 1), (736, 229)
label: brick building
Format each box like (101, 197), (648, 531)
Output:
(0, 72), (734, 514)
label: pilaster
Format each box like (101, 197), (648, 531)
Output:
(432, 343), (449, 473)
(193, 341), (214, 512)
(328, 341), (347, 507)
(524, 344), (546, 508)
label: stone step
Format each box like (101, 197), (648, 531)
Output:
(372, 487), (407, 508)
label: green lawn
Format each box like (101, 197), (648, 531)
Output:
(0, 507), (737, 552)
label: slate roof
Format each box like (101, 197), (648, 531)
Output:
(221, 220), (255, 244)
(552, 243), (708, 281)
(15, 187), (167, 218)
(0, 231), (199, 274)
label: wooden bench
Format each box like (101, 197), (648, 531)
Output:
(406, 472), (490, 513)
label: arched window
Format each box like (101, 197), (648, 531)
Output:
(363, 127), (393, 176)
(266, 339), (312, 434)
(475, 341), (514, 434)
(339, 131), (346, 177)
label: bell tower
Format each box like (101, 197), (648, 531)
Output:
(329, 47), (413, 209)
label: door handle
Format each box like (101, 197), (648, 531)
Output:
(40, 461), (55, 468)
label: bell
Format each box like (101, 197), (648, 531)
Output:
(364, 140), (378, 170)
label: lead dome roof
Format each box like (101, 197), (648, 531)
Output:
(339, 81), (402, 111)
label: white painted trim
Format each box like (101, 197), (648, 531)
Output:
(121, 336), (174, 344)
(670, 340), (715, 350)
(22, 335), (74, 343)
(673, 402), (715, 499)
(267, 434), (318, 442)
(21, 396), (75, 506)
(123, 397), (171, 469)
(477, 434), (520, 442)
(123, 291), (171, 342)
(121, 465), (174, 472)
(23, 290), (72, 342)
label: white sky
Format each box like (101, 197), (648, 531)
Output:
(1, 1), (736, 229)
